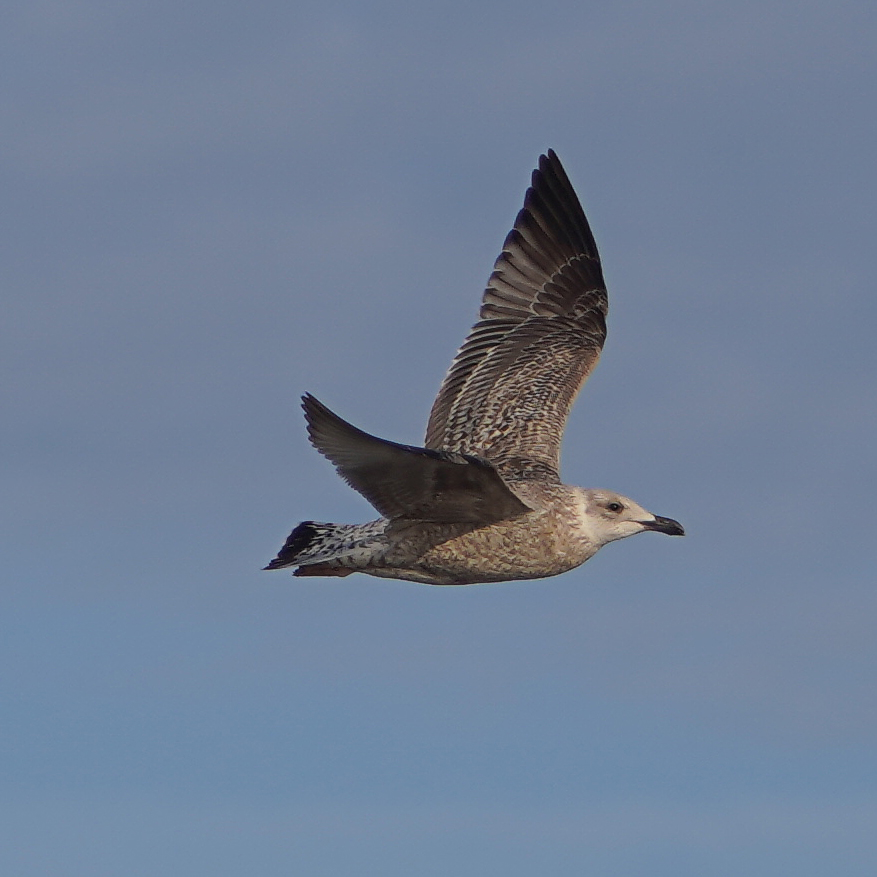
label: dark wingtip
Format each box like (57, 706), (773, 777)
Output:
(300, 393), (342, 451)
(534, 149), (560, 185)
(301, 392), (321, 420)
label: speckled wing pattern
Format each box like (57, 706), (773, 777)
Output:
(302, 394), (531, 524)
(424, 150), (607, 478)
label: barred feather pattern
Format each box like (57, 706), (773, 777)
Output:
(263, 519), (389, 570)
(262, 151), (684, 585)
(424, 150), (607, 476)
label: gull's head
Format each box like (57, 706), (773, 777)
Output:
(575, 488), (685, 547)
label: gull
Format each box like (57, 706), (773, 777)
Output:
(265, 150), (683, 585)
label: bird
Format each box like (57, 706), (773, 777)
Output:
(264, 150), (684, 585)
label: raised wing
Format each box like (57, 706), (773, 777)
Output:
(424, 150), (607, 476)
(303, 394), (531, 523)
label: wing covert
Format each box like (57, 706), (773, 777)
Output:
(303, 394), (531, 523)
(424, 150), (608, 474)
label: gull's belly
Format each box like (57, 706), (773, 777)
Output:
(402, 511), (595, 585)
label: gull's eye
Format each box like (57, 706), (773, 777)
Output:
(607, 501), (624, 513)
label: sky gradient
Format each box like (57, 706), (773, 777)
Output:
(4, 1), (877, 874)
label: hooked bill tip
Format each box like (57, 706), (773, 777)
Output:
(646, 515), (685, 536)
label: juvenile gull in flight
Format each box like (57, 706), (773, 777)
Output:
(265, 150), (683, 585)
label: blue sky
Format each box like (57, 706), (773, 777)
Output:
(3, 0), (877, 874)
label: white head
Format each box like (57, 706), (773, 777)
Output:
(574, 488), (684, 548)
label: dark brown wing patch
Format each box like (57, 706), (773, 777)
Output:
(303, 394), (531, 523)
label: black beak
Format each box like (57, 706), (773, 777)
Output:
(643, 515), (685, 536)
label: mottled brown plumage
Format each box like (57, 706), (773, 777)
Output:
(425, 150), (607, 476)
(265, 151), (683, 585)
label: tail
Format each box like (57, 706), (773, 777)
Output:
(263, 519), (388, 576)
